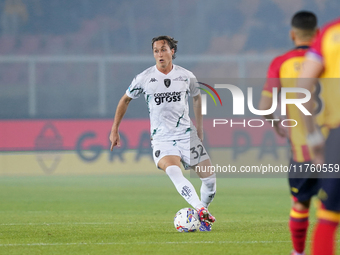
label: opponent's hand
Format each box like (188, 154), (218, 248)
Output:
(273, 123), (288, 138)
(273, 119), (288, 138)
(311, 142), (325, 165)
(109, 130), (121, 151)
(307, 129), (325, 165)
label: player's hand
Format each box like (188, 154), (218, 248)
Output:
(307, 128), (325, 164)
(273, 120), (288, 138)
(311, 142), (325, 165)
(109, 130), (121, 151)
(197, 129), (204, 142)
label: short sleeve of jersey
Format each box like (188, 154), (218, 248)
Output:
(306, 31), (323, 63)
(262, 57), (282, 97)
(126, 74), (145, 99)
(189, 72), (200, 97)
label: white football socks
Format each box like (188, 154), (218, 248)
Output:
(200, 173), (216, 208)
(165, 165), (204, 210)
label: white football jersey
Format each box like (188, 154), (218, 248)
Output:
(126, 64), (200, 141)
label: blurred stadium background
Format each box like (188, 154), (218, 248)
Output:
(0, 0), (339, 175)
(0, 1), (339, 254)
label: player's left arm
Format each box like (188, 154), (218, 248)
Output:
(298, 59), (324, 133)
(299, 28), (325, 135)
(193, 94), (204, 141)
(298, 58), (324, 164)
(188, 72), (203, 141)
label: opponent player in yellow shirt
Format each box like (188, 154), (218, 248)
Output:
(259, 11), (324, 255)
(298, 17), (340, 255)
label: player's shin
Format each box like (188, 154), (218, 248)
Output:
(200, 173), (216, 208)
(312, 209), (340, 255)
(165, 165), (204, 210)
(289, 208), (309, 254)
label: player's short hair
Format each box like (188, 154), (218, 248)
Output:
(291, 11), (317, 41)
(291, 11), (317, 31)
(151, 36), (178, 59)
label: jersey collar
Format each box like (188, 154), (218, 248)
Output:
(295, 45), (310, 50)
(155, 64), (175, 76)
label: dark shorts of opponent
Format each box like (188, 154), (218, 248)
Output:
(288, 159), (320, 202)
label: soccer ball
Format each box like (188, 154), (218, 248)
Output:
(173, 207), (200, 232)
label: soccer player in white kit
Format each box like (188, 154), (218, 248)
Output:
(109, 36), (216, 231)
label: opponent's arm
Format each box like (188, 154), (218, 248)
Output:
(110, 94), (132, 150)
(298, 59), (323, 133)
(193, 94), (203, 141)
(298, 58), (324, 164)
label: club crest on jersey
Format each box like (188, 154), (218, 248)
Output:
(164, 79), (171, 88)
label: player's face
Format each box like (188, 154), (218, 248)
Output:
(153, 40), (174, 69)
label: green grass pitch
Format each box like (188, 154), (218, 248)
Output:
(0, 173), (336, 255)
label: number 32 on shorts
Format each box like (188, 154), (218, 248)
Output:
(190, 145), (207, 159)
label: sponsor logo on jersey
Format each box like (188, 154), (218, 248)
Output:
(164, 79), (171, 88)
(154, 92), (181, 105)
(173, 76), (188, 82)
(149, 78), (158, 83)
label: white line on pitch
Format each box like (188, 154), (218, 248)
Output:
(0, 222), (157, 226)
(0, 220), (289, 226)
(0, 240), (293, 247)
(2, 240), (340, 247)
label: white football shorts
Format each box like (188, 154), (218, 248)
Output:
(151, 136), (210, 170)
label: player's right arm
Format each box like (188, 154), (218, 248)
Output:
(110, 71), (145, 150)
(110, 94), (132, 150)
